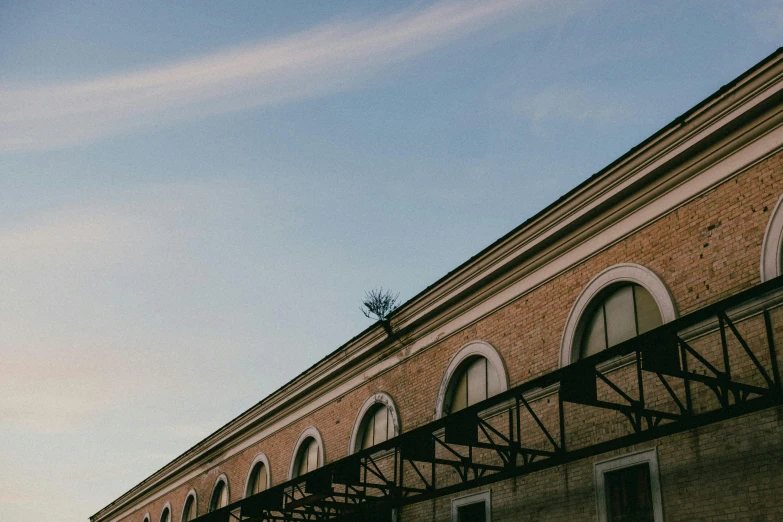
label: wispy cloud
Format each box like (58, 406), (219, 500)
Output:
(0, 349), (132, 432)
(0, 0), (587, 152)
(514, 84), (633, 130)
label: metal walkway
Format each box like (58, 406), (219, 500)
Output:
(195, 277), (783, 522)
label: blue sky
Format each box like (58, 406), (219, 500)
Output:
(1, 1), (781, 521)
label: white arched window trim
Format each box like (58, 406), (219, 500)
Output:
(761, 193), (783, 281)
(560, 263), (677, 367)
(142, 513), (151, 522)
(348, 392), (401, 454)
(210, 473), (230, 510)
(244, 453), (272, 498)
(287, 427), (325, 480)
(158, 502), (172, 522)
(434, 340), (509, 420)
(181, 489), (198, 522)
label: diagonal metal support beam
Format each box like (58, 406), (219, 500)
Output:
(192, 277), (783, 522)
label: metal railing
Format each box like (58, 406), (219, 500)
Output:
(195, 277), (783, 522)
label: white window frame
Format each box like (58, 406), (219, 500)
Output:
(244, 453), (272, 497)
(451, 490), (491, 522)
(761, 192), (783, 281)
(435, 340), (509, 420)
(181, 489), (198, 522)
(288, 426), (325, 480)
(594, 448), (664, 522)
(158, 502), (172, 522)
(209, 473), (230, 512)
(349, 392), (401, 454)
(560, 263), (677, 367)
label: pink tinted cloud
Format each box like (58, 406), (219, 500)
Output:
(0, 0), (585, 152)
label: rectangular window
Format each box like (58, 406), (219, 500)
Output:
(604, 463), (654, 522)
(595, 449), (663, 522)
(451, 491), (491, 522)
(457, 502), (486, 522)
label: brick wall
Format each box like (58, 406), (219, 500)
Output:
(114, 149), (783, 522)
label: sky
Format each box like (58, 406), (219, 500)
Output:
(0, 1), (781, 521)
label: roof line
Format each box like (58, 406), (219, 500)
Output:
(90, 45), (783, 521)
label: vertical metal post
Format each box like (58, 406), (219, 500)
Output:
(719, 314), (731, 378)
(763, 308), (782, 393)
(718, 314), (731, 406)
(680, 340), (693, 414)
(393, 447), (399, 495)
(635, 349), (645, 430)
(558, 392), (566, 454)
(431, 438), (436, 491)
(363, 455), (368, 501)
(508, 403), (514, 443)
(507, 404), (515, 468)
(398, 451), (404, 502)
(468, 443), (474, 481)
(515, 396), (522, 454)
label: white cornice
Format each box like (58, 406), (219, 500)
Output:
(92, 51), (783, 522)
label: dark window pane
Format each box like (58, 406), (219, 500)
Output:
(604, 463), (654, 522)
(307, 437), (320, 471)
(258, 463), (267, 492)
(457, 501), (486, 522)
(211, 482), (228, 511)
(182, 497), (193, 521)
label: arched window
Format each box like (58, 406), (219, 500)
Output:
(761, 192), (783, 281)
(245, 455), (270, 497)
(293, 437), (320, 477)
(578, 283), (662, 359)
(349, 393), (400, 454)
(560, 264), (677, 367)
(142, 515), (150, 522)
(158, 506), (170, 522)
(443, 355), (502, 415)
(289, 427), (325, 480)
(434, 341), (509, 419)
(357, 403), (394, 451)
(209, 476), (229, 512)
(181, 491), (197, 522)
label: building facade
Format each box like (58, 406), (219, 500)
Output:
(91, 49), (783, 522)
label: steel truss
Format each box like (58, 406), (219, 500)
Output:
(194, 278), (783, 522)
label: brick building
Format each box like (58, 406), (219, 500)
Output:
(91, 49), (783, 522)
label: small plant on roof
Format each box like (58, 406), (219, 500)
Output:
(361, 287), (399, 335)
